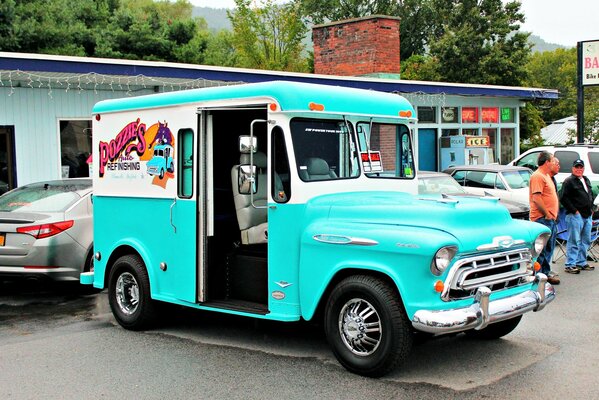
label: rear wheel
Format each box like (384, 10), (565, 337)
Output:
(108, 254), (157, 330)
(324, 275), (413, 377)
(465, 316), (522, 340)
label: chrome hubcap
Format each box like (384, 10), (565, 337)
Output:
(338, 298), (382, 356)
(115, 272), (140, 315)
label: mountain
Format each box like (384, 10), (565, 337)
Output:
(193, 7), (231, 31)
(528, 34), (570, 52)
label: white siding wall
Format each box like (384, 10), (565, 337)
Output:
(0, 86), (154, 186)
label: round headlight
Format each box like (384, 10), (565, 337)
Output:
(532, 232), (550, 257)
(430, 246), (457, 276)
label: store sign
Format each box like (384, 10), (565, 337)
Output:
(582, 40), (599, 86)
(441, 107), (458, 123)
(481, 107), (499, 123)
(501, 108), (514, 122)
(462, 107), (478, 123)
(465, 136), (489, 147)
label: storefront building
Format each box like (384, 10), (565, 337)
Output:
(0, 49), (557, 190)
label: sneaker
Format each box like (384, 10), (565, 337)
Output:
(564, 266), (581, 274)
(547, 275), (561, 285)
(577, 264), (595, 271)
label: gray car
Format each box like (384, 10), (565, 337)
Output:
(0, 178), (93, 282)
(418, 171), (530, 220)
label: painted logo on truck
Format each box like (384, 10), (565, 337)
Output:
(98, 119), (175, 188)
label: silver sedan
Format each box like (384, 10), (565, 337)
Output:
(0, 178), (92, 282)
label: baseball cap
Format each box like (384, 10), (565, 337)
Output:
(573, 159), (584, 167)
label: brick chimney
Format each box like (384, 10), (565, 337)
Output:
(312, 15), (401, 78)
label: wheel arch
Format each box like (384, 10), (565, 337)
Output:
(309, 267), (406, 324)
(103, 244), (149, 290)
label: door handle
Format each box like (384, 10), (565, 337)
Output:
(170, 198), (177, 233)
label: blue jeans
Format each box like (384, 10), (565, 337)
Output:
(565, 213), (592, 267)
(535, 217), (557, 275)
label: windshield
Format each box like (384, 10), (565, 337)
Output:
(290, 118), (359, 181)
(502, 170), (531, 189)
(418, 175), (466, 195)
(0, 181), (89, 212)
(356, 122), (415, 179)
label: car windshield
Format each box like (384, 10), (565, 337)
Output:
(418, 175), (466, 195)
(0, 181), (89, 212)
(502, 170), (531, 189)
(290, 118), (359, 181)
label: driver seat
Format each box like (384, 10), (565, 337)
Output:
(231, 151), (268, 244)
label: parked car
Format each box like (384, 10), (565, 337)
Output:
(443, 165), (532, 205)
(0, 178), (93, 282)
(510, 144), (599, 197)
(418, 171), (530, 220)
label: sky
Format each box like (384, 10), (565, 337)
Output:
(190, 0), (599, 47)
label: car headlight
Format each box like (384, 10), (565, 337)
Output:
(430, 246), (457, 276)
(531, 232), (550, 257)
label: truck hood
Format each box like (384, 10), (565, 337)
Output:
(306, 191), (544, 252)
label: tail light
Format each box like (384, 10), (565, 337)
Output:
(17, 220), (74, 239)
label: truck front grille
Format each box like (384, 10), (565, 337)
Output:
(443, 248), (533, 301)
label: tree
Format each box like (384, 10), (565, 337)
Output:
(425, 0), (531, 86)
(526, 48), (577, 124)
(228, 0), (308, 72)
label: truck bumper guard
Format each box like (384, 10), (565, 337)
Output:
(412, 273), (555, 334)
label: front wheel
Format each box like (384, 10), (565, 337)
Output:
(465, 316), (522, 340)
(108, 254), (158, 331)
(324, 275), (413, 377)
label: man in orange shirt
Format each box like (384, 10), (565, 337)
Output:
(529, 151), (560, 284)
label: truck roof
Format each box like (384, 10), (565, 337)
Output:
(92, 80), (416, 121)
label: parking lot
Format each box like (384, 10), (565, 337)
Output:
(1, 257), (598, 399)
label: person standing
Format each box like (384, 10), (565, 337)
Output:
(560, 158), (596, 274)
(529, 151), (560, 284)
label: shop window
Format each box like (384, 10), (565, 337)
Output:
(417, 107), (437, 123)
(60, 120), (92, 178)
(462, 107), (479, 123)
(501, 108), (515, 123)
(441, 107), (458, 123)
(462, 128), (479, 136)
(442, 129), (459, 136)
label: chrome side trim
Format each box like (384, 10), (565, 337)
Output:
(412, 273), (555, 334)
(312, 234), (378, 246)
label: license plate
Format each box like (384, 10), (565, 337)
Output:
(0, 233), (4, 246)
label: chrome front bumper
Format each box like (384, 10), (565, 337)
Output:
(412, 273), (555, 334)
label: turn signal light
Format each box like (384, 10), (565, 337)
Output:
(269, 103), (278, 111)
(533, 261), (541, 272)
(309, 102), (325, 111)
(17, 220), (74, 239)
(399, 110), (413, 118)
(434, 280), (444, 293)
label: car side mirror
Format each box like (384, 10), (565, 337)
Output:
(238, 165), (257, 194)
(239, 136), (257, 154)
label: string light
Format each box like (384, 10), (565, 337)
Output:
(0, 69), (243, 98)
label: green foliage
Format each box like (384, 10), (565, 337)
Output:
(526, 48), (577, 123)
(519, 102), (545, 145)
(228, 0), (308, 72)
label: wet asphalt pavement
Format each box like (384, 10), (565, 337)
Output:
(1, 264), (598, 399)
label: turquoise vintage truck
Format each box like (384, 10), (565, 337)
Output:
(81, 81), (555, 377)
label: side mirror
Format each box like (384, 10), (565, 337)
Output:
(239, 136), (257, 154)
(238, 165), (257, 194)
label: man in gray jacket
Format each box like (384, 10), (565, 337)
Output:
(560, 159), (596, 274)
